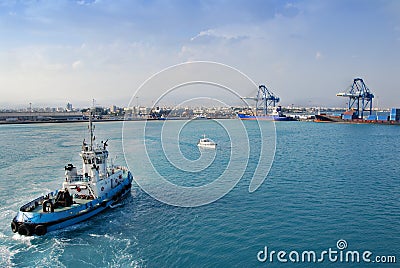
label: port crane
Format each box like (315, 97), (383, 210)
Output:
(242, 85), (280, 116)
(336, 78), (374, 118)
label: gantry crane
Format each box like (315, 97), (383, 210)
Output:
(242, 85), (280, 116)
(336, 78), (374, 118)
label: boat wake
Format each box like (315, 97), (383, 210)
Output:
(11, 233), (35, 244)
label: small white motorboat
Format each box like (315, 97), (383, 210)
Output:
(197, 134), (217, 149)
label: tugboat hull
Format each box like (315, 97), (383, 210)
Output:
(11, 172), (133, 236)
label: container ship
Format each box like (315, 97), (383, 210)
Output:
(238, 85), (296, 121)
(315, 78), (400, 125)
(237, 106), (295, 121)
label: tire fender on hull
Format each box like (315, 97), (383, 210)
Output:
(35, 225), (47, 236)
(11, 221), (18, 233)
(18, 224), (33, 236)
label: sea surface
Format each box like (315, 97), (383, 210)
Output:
(0, 120), (399, 267)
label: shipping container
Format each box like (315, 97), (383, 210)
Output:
(377, 115), (388, 121)
(342, 114), (354, 120)
(389, 108), (400, 121)
(390, 108), (400, 114)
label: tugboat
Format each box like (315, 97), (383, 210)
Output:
(10, 110), (133, 236)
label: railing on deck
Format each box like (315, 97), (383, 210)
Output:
(67, 175), (90, 183)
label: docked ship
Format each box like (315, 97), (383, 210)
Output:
(11, 110), (133, 236)
(315, 78), (400, 125)
(314, 113), (344, 122)
(238, 85), (295, 121)
(237, 106), (294, 121)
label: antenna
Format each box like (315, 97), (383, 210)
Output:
(89, 107), (94, 150)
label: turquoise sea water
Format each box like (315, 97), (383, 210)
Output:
(0, 120), (399, 267)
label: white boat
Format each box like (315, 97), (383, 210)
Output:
(11, 109), (133, 236)
(194, 114), (208, 120)
(197, 135), (217, 149)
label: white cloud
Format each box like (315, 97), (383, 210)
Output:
(190, 30), (213, 41)
(76, 0), (98, 6)
(72, 60), (83, 70)
(1, 1), (399, 108)
(190, 28), (248, 42)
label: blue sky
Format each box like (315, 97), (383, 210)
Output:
(0, 0), (399, 108)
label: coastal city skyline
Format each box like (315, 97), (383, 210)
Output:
(1, 1), (400, 108)
(0, 101), (395, 112)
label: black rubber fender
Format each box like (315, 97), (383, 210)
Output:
(18, 224), (33, 236)
(35, 225), (47, 236)
(11, 221), (18, 233)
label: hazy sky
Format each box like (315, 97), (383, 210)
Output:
(0, 0), (399, 109)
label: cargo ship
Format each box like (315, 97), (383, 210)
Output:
(315, 78), (400, 125)
(237, 106), (295, 121)
(315, 108), (400, 125)
(238, 85), (296, 121)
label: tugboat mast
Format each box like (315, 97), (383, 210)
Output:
(89, 108), (94, 151)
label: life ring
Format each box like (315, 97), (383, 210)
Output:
(35, 225), (47, 236)
(76, 186), (81, 192)
(18, 224), (32, 236)
(42, 200), (54, 213)
(11, 221), (18, 233)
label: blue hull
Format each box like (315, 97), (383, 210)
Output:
(12, 172), (133, 236)
(237, 114), (294, 121)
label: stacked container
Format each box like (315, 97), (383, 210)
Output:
(390, 108), (400, 121)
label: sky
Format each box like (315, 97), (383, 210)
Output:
(0, 0), (399, 109)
